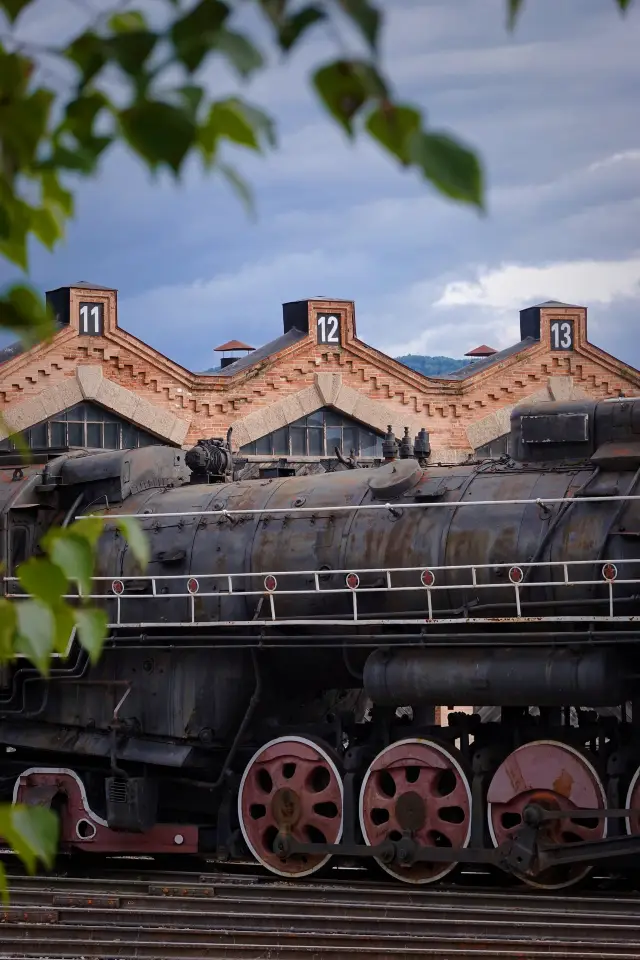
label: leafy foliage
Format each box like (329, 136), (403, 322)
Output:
(0, 0), (633, 895)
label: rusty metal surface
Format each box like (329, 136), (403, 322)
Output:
(3, 868), (640, 958)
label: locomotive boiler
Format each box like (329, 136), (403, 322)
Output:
(1, 395), (640, 890)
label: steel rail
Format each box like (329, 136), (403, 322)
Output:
(4, 870), (640, 959)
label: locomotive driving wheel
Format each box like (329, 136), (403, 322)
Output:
(624, 762), (640, 837)
(359, 738), (472, 884)
(487, 739), (607, 890)
(238, 735), (343, 877)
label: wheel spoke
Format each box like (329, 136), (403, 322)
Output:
(238, 736), (343, 878)
(359, 738), (472, 885)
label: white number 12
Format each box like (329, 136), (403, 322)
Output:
(318, 315), (339, 343)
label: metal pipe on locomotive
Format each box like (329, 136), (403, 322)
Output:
(1, 395), (640, 888)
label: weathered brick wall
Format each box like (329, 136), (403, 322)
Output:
(1, 289), (639, 457)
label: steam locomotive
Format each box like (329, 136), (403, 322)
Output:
(1, 394), (640, 889)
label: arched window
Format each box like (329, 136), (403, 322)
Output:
(240, 408), (384, 458)
(0, 402), (161, 451)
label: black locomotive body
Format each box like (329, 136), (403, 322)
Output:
(1, 395), (640, 888)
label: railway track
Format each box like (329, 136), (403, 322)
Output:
(3, 866), (640, 958)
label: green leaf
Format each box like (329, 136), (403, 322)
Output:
(69, 516), (104, 549)
(15, 599), (55, 675)
(506, 0), (524, 29)
(178, 85), (205, 119)
(616, 0), (633, 8)
(312, 60), (387, 134)
(215, 28), (264, 77)
(278, 6), (325, 51)
(51, 602), (76, 656)
(63, 91), (109, 139)
(108, 10), (148, 32)
(0, 0), (32, 23)
(42, 137), (112, 174)
(43, 530), (94, 597)
(365, 103), (421, 164)
(119, 100), (196, 173)
(64, 32), (109, 87)
(29, 206), (60, 250)
(41, 171), (74, 218)
(218, 162), (255, 215)
(0, 598), (16, 662)
(170, 0), (230, 72)
(407, 130), (484, 209)
(0, 862), (7, 906)
(205, 99), (261, 149)
(0, 283), (55, 344)
(75, 607), (109, 663)
(17, 557), (68, 607)
(336, 0), (381, 50)
(0, 805), (59, 873)
(116, 517), (149, 569)
(107, 30), (157, 76)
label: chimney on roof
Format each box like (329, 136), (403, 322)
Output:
(214, 339), (255, 369)
(464, 344), (497, 360)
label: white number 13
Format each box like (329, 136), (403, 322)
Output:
(551, 321), (572, 349)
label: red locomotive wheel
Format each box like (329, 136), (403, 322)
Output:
(625, 764), (640, 836)
(487, 739), (607, 889)
(359, 738), (472, 884)
(238, 736), (343, 877)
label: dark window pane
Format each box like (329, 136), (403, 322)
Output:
(306, 410), (324, 426)
(103, 423), (119, 448)
(138, 433), (155, 447)
(241, 441), (256, 456)
(325, 410), (343, 427)
(374, 437), (383, 457)
(50, 421), (66, 447)
(290, 427), (306, 456)
(30, 422), (48, 448)
(360, 431), (377, 457)
(65, 404), (84, 420)
(68, 422), (84, 446)
(326, 426), (341, 452)
(255, 435), (271, 456)
(122, 423), (136, 448)
(342, 427), (357, 455)
(272, 427), (288, 455)
(308, 428), (323, 456)
(289, 415), (306, 429)
(87, 422), (102, 447)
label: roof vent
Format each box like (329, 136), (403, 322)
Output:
(464, 344), (497, 359)
(214, 339), (255, 370)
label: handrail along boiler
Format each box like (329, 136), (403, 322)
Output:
(1, 396), (640, 888)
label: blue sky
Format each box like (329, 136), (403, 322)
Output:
(4, 0), (640, 371)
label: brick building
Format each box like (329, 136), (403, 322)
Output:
(0, 281), (638, 470)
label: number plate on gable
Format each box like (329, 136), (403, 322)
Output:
(316, 313), (341, 345)
(550, 319), (574, 351)
(79, 301), (104, 336)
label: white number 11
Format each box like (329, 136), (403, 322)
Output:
(80, 305), (101, 334)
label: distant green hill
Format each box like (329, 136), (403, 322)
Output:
(395, 354), (470, 376)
